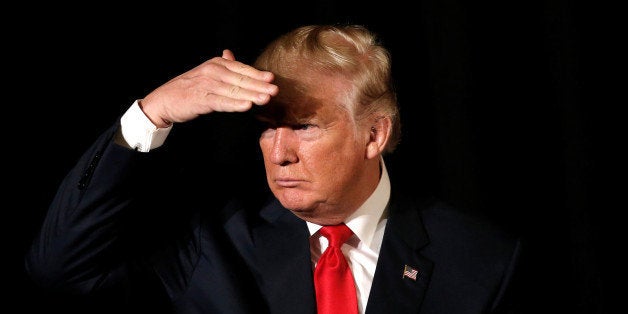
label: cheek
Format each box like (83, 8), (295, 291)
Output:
(299, 147), (331, 170)
(258, 136), (278, 157)
(303, 141), (362, 176)
(258, 138), (270, 155)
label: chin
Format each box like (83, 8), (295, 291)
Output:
(275, 193), (313, 213)
(278, 199), (311, 213)
(271, 187), (306, 206)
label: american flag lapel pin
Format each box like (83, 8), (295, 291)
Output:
(402, 264), (419, 281)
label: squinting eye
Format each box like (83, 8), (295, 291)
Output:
(296, 124), (314, 130)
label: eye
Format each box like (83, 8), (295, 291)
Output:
(295, 124), (314, 130)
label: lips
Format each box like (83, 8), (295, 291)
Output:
(274, 178), (303, 188)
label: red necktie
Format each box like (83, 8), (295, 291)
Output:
(314, 224), (359, 314)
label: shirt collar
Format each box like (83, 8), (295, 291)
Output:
(307, 157), (391, 249)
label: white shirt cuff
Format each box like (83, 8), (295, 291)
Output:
(119, 100), (172, 152)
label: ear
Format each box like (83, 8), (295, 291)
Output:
(365, 115), (392, 159)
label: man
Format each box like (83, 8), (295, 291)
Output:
(26, 24), (523, 313)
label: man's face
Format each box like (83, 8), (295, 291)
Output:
(256, 71), (372, 223)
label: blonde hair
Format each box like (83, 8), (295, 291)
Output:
(254, 24), (401, 154)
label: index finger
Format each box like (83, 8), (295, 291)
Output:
(215, 57), (275, 83)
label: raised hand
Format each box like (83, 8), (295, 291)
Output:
(139, 49), (279, 128)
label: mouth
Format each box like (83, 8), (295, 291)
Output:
(274, 178), (303, 188)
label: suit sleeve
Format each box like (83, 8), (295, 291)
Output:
(24, 122), (184, 295)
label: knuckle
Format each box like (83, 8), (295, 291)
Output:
(229, 85), (241, 95)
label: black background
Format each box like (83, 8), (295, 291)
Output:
(8, 0), (620, 313)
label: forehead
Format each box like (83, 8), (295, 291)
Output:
(256, 71), (353, 121)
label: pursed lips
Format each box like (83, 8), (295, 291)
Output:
(274, 177), (304, 188)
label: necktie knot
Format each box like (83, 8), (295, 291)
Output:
(320, 224), (353, 248)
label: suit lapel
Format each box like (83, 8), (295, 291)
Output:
(222, 192), (433, 314)
(251, 198), (317, 314)
(365, 194), (434, 314)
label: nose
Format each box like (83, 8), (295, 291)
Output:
(269, 127), (298, 166)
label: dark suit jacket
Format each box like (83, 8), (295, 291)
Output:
(25, 123), (523, 314)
